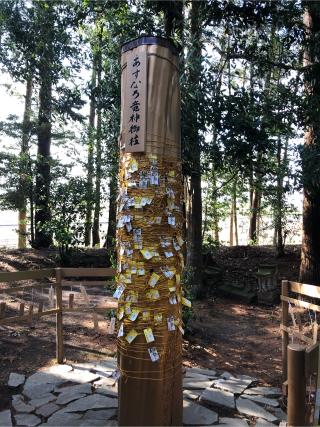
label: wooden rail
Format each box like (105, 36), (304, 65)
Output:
(0, 267), (117, 363)
(281, 280), (320, 425)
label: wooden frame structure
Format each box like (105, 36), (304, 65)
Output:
(281, 280), (320, 426)
(0, 267), (117, 363)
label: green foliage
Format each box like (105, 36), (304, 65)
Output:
(181, 267), (195, 335)
(43, 177), (87, 264)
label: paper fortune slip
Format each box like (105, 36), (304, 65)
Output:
(140, 249), (153, 260)
(146, 289), (160, 300)
(142, 311), (150, 321)
(169, 294), (177, 305)
(178, 325), (185, 335)
(128, 309), (140, 321)
(113, 284), (125, 299)
(182, 297), (192, 308)
(137, 265), (145, 276)
(125, 329), (138, 344)
(125, 302), (132, 314)
(167, 316), (176, 331)
(148, 272), (160, 287)
(117, 323), (124, 338)
(173, 239), (181, 251)
(148, 347), (160, 362)
(128, 158), (138, 173)
(176, 235), (184, 247)
(118, 307), (124, 320)
(164, 269), (176, 279)
(144, 327), (155, 343)
(154, 313), (162, 324)
(164, 251), (174, 258)
(168, 216), (176, 226)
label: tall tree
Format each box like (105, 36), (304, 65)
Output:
(92, 25), (103, 247)
(299, 1), (320, 283)
(33, 0), (54, 248)
(18, 75), (33, 248)
(84, 57), (97, 247)
(184, 1), (204, 291)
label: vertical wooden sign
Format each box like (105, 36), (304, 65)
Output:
(124, 49), (147, 153)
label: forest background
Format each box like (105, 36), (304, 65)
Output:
(0, 0), (320, 291)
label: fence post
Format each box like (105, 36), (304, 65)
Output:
(55, 268), (64, 364)
(282, 280), (289, 382)
(287, 343), (306, 426)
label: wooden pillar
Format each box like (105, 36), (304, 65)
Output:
(55, 268), (64, 363)
(281, 280), (289, 382)
(117, 37), (183, 426)
(287, 343), (306, 426)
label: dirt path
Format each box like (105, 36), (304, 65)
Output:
(0, 247), (289, 391)
(184, 298), (282, 387)
(0, 297), (282, 390)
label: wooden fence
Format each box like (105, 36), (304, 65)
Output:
(281, 280), (320, 426)
(0, 267), (117, 363)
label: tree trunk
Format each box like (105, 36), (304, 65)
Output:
(299, 3), (320, 284)
(18, 76), (33, 249)
(256, 193), (262, 244)
(186, 171), (202, 285)
(229, 200), (234, 246)
(84, 59), (96, 247)
(105, 174), (117, 255)
(211, 172), (219, 243)
(274, 136), (288, 256)
(249, 188), (259, 244)
(34, 4), (54, 248)
(92, 36), (102, 247)
(92, 104), (101, 247)
(186, 1), (203, 292)
(29, 189), (34, 247)
(233, 178), (238, 246)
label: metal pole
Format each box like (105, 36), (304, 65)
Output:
(287, 343), (306, 426)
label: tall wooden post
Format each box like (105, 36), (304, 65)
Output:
(281, 280), (289, 382)
(55, 267), (64, 364)
(117, 37), (183, 426)
(287, 343), (306, 426)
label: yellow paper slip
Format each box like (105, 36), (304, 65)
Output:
(125, 329), (138, 344)
(142, 311), (150, 321)
(144, 327), (155, 343)
(146, 289), (160, 300)
(154, 313), (162, 324)
(128, 309), (140, 321)
(148, 272), (160, 287)
(140, 249), (153, 260)
(182, 297), (192, 308)
(118, 307), (124, 320)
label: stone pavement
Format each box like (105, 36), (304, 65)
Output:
(1, 359), (287, 426)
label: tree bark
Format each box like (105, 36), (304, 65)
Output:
(299, 2), (320, 284)
(84, 59), (96, 247)
(233, 178), (238, 246)
(186, 1), (203, 292)
(92, 35), (102, 247)
(274, 136), (288, 256)
(229, 200), (234, 246)
(211, 172), (219, 243)
(18, 76), (33, 249)
(105, 173), (117, 255)
(249, 187), (259, 244)
(34, 4), (54, 248)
